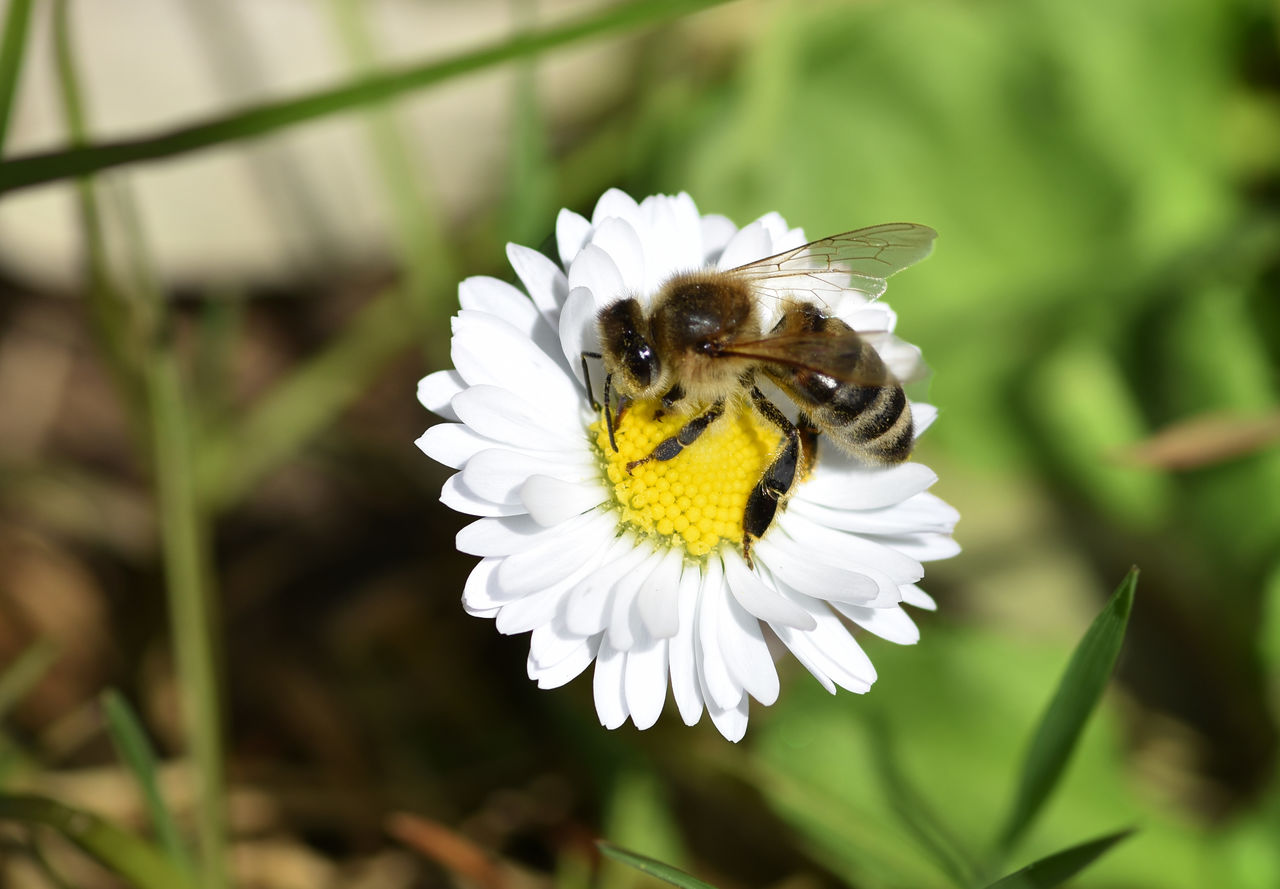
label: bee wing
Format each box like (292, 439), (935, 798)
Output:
(728, 223), (937, 302)
(718, 329), (929, 387)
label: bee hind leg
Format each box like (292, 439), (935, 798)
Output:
(625, 398), (725, 474)
(742, 388), (807, 568)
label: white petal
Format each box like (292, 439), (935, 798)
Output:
(458, 276), (542, 332)
(417, 370), (465, 420)
(800, 461), (938, 510)
(496, 578), (575, 635)
(753, 211), (791, 247)
(522, 475), (609, 526)
(705, 694), (749, 743)
(721, 548), (816, 630)
(913, 403), (939, 437)
(559, 286), (603, 386)
(416, 422), (493, 469)
(529, 620), (589, 669)
(772, 602), (877, 695)
(565, 535), (650, 637)
(841, 303), (896, 333)
(606, 548), (662, 651)
(592, 188), (639, 225)
(881, 532), (962, 562)
(451, 385), (576, 451)
(790, 491), (959, 536)
(556, 208), (591, 268)
(456, 514), (551, 557)
(624, 636), (669, 730)
(776, 512), (923, 585)
(719, 592), (779, 706)
(669, 564), (705, 725)
(588, 218), (646, 293)
(568, 243), (626, 307)
(834, 602), (921, 645)
(495, 512), (616, 595)
(638, 192), (702, 287)
(901, 584), (938, 610)
(751, 535), (880, 604)
(507, 242), (569, 322)
(635, 547), (685, 639)
(462, 448), (593, 506)
(462, 557), (521, 612)
(440, 474), (523, 517)
(697, 563), (744, 711)
(451, 312), (578, 417)
(593, 638), (628, 729)
(717, 220), (772, 270)
(530, 635), (599, 689)
(700, 215), (738, 265)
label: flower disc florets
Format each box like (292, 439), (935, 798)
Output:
(594, 398), (784, 558)
(416, 189), (959, 741)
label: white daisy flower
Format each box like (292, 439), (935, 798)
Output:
(416, 189), (959, 741)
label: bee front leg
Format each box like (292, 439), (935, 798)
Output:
(652, 383), (685, 421)
(625, 398), (725, 474)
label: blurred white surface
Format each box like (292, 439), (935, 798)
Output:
(0, 0), (630, 289)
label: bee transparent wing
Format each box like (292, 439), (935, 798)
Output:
(729, 223), (937, 302)
(718, 329), (929, 387)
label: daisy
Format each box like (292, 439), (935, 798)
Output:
(416, 189), (959, 741)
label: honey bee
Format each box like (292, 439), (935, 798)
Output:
(583, 222), (937, 564)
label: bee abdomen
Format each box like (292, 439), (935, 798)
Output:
(819, 384), (914, 465)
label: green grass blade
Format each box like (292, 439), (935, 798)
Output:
(0, 0), (35, 152)
(324, 0), (457, 330)
(195, 286), (418, 511)
(0, 639), (59, 720)
(0, 794), (196, 889)
(597, 841), (721, 889)
(149, 343), (230, 889)
(997, 569), (1138, 852)
(983, 829), (1135, 889)
(0, 0), (733, 195)
(101, 690), (197, 877)
(868, 719), (978, 888)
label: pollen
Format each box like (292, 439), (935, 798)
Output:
(592, 399), (782, 558)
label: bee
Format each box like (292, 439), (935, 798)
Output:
(583, 222), (937, 564)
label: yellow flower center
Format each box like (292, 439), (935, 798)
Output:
(592, 399), (783, 558)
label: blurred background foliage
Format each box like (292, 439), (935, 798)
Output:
(0, 0), (1278, 887)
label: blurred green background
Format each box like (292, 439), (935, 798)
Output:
(1, 0), (1278, 886)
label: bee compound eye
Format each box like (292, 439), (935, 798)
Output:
(625, 344), (659, 388)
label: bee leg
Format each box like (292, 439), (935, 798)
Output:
(625, 398), (725, 474)
(653, 383), (685, 421)
(796, 411), (820, 469)
(742, 387), (802, 568)
(579, 351), (602, 411)
(603, 373), (618, 452)
(581, 350), (622, 453)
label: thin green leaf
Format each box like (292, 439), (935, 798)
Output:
(101, 690), (197, 877)
(868, 719), (978, 888)
(149, 343), (231, 889)
(0, 794), (196, 889)
(0, 0), (35, 152)
(52, 0), (149, 443)
(597, 841), (721, 889)
(0, 0), (733, 195)
(984, 828), (1135, 889)
(998, 569), (1138, 852)
(195, 285), (417, 511)
(0, 639), (59, 721)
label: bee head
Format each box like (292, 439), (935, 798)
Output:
(598, 298), (662, 397)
